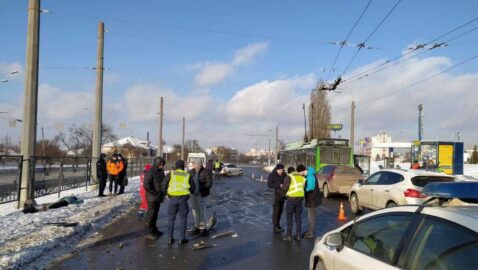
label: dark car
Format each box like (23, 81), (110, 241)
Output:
(317, 165), (363, 198)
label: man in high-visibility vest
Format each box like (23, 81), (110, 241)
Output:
(214, 160), (222, 180)
(162, 160), (196, 245)
(280, 164), (307, 241)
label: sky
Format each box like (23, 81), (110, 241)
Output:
(1, 0), (478, 152)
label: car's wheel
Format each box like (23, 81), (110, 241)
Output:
(386, 201), (397, 208)
(314, 257), (327, 270)
(350, 193), (362, 214)
(323, 183), (330, 198)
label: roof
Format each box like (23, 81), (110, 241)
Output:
(102, 136), (157, 150)
(379, 168), (453, 178)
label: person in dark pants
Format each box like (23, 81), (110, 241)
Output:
(188, 162), (213, 237)
(117, 154), (127, 194)
(267, 163), (286, 233)
(303, 166), (321, 239)
(143, 157), (166, 240)
(107, 154), (124, 195)
(281, 165), (307, 241)
(96, 153), (108, 197)
(162, 160), (195, 245)
(214, 160), (222, 180)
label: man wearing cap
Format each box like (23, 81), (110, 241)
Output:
(143, 157), (166, 240)
(96, 153), (108, 197)
(267, 163), (286, 233)
(162, 160), (196, 245)
(281, 164), (307, 241)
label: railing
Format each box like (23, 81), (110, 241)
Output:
(0, 155), (168, 205)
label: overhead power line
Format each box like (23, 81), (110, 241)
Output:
(342, 0), (402, 74)
(357, 52), (478, 107)
(326, 0), (373, 80)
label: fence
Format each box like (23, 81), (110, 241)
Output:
(0, 155), (165, 205)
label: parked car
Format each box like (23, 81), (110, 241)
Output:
(310, 182), (478, 270)
(220, 163), (243, 176)
(317, 165), (364, 198)
(349, 169), (455, 214)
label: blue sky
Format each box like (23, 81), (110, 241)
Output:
(1, 0), (478, 151)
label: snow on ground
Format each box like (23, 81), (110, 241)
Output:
(0, 176), (141, 270)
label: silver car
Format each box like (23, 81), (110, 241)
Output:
(220, 163), (243, 176)
(349, 169), (454, 214)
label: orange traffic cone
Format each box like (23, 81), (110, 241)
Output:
(338, 202), (347, 221)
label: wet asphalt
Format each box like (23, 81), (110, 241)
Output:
(47, 166), (354, 270)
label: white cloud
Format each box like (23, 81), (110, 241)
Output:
(232, 42), (269, 65)
(194, 42), (269, 87)
(38, 84), (93, 121)
(123, 83), (214, 122)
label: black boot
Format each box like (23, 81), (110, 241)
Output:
(188, 227), (200, 236)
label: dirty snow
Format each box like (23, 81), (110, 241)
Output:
(0, 176), (141, 269)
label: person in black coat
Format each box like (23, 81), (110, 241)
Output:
(143, 157), (166, 240)
(117, 153), (127, 194)
(96, 153), (108, 197)
(267, 163), (286, 233)
(303, 166), (321, 239)
(188, 162), (213, 236)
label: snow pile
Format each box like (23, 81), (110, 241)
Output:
(0, 176), (141, 269)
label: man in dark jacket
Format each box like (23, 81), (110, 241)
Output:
(188, 162), (213, 237)
(267, 163), (286, 233)
(117, 154), (127, 195)
(162, 160), (196, 245)
(303, 166), (321, 239)
(96, 153), (108, 197)
(143, 157), (166, 240)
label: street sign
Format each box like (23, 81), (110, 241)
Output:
(328, 124), (343, 131)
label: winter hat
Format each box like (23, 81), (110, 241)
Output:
(296, 164), (307, 173)
(175, 160), (185, 170)
(144, 164), (152, 171)
(287, 167), (296, 174)
(275, 164), (285, 170)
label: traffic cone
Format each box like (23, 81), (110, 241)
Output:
(252, 172), (255, 179)
(338, 202), (347, 221)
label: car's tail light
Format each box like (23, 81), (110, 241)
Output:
(404, 189), (427, 198)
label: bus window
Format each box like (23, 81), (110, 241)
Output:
(307, 149), (316, 168)
(333, 149), (340, 164)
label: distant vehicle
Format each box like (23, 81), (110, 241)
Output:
(310, 182), (478, 270)
(349, 169), (455, 214)
(317, 165), (364, 198)
(186, 153), (206, 171)
(280, 138), (353, 174)
(220, 163), (243, 176)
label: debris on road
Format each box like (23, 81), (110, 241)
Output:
(211, 230), (238, 239)
(192, 241), (217, 250)
(44, 222), (79, 227)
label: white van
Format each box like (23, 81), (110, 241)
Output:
(187, 153), (206, 170)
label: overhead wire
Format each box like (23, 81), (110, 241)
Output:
(326, 0), (373, 80)
(342, 0), (402, 75)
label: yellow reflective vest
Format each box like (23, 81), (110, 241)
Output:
(214, 162), (221, 169)
(167, 169), (191, 196)
(286, 172), (305, 197)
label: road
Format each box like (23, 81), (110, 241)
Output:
(47, 165), (354, 270)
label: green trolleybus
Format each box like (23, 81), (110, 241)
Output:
(279, 138), (353, 171)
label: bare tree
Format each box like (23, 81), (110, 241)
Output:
(308, 81), (331, 140)
(55, 123), (118, 156)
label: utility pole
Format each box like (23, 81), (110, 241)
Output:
(158, 96), (164, 157)
(92, 21), (104, 183)
(350, 100), (355, 152)
(41, 127), (46, 156)
(20, 0), (41, 207)
(418, 104), (423, 141)
(181, 117), (185, 160)
(268, 137), (271, 166)
(302, 103), (307, 141)
(275, 125), (279, 163)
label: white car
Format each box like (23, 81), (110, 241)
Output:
(349, 169), (455, 214)
(220, 163), (243, 176)
(310, 182), (478, 270)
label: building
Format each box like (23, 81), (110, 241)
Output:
(363, 132), (411, 161)
(102, 136), (158, 158)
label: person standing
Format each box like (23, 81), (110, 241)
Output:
(107, 154), (124, 195)
(303, 166), (321, 239)
(267, 163), (286, 233)
(214, 160), (222, 180)
(188, 162), (213, 237)
(143, 157), (166, 240)
(117, 154), (127, 194)
(96, 153), (108, 197)
(281, 165), (307, 241)
(139, 163), (152, 216)
(162, 160), (195, 245)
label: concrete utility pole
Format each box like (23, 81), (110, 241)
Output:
(275, 126), (279, 163)
(418, 104), (423, 141)
(158, 96), (163, 157)
(181, 117), (185, 161)
(302, 103), (307, 141)
(350, 100), (355, 152)
(268, 137), (271, 166)
(91, 21), (104, 183)
(19, 0), (41, 207)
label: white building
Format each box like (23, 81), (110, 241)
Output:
(364, 132), (411, 161)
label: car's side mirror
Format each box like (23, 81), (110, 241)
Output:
(357, 179), (364, 185)
(325, 233), (344, 249)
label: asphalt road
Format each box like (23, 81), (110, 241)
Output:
(47, 166), (354, 270)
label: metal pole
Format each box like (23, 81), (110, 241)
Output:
(275, 125), (279, 163)
(351, 100), (355, 152)
(268, 137), (271, 166)
(303, 103), (307, 141)
(158, 96), (163, 157)
(181, 117), (185, 161)
(92, 21), (104, 184)
(19, 0), (41, 206)
(418, 104), (423, 141)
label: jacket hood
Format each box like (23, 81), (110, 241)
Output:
(307, 166), (316, 175)
(152, 157), (165, 169)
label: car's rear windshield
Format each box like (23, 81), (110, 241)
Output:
(411, 176), (455, 187)
(227, 164), (237, 168)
